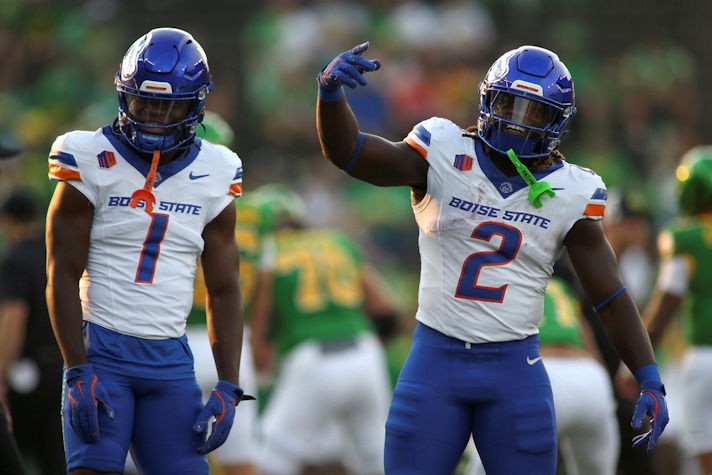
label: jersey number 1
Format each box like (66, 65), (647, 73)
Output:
(135, 213), (170, 283)
(455, 221), (522, 302)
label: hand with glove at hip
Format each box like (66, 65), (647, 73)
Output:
(193, 380), (255, 454)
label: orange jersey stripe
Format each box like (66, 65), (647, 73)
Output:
(404, 136), (428, 160)
(583, 203), (605, 217)
(48, 164), (81, 181)
(228, 183), (243, 196)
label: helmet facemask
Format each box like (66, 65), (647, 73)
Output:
(479, 88), (573, 159)
(117, 80), (209, 153)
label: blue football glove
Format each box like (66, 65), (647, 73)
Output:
(64, 364), (115, 444)
(631, 364), (669, 453)
(317, 42), (381, 92)
(192, 380), (255, 454)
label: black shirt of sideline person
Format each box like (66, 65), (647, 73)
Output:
(0, 236), (65, 473)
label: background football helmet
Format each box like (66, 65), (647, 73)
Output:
(201, 111), (235, 148)
(675, 145), (712, 216)
(255, 184), (307, 229)
(477, 45), (576, 159)
(116, 27), (212, 153)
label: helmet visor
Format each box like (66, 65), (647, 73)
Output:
(125, 94), (192, 129)
(491, 92), (558, 131)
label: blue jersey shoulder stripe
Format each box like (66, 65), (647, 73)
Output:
(590, 188), (607, 201)
(414, 125), (431, 146)
(50, 150), (77, 167)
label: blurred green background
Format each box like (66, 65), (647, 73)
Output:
(0, 0), (708, 317)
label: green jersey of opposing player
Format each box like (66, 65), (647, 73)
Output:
(539, 277), (586, 349)
(267, 228), (372, 356)
(188, 192), (276, 326)
(645, 145), (712, 348)
(643, 145), (712, 473)
(655, 217), (712, 346)
(187, 113), (272, 326)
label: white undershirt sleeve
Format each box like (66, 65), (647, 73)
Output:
(657, 255), (690, 296)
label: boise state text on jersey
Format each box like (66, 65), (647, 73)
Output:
(448, 196), (552, 229)
(108, 196), (203, 215)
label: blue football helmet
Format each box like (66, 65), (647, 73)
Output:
(477, 46), (576, 159)
(115, 28), (212, 153)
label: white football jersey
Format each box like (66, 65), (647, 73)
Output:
(404, 117), (606, 343)
(48, 126), (243, 339)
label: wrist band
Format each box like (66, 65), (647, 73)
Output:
(593, 285), (627, 312)
(633, 363), (664, 392)
(318, 86), (345, 102)
(342, 132), (365, 173)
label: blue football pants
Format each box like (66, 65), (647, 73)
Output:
(62, 366), (208, 474)
(385, 323), (557, 475)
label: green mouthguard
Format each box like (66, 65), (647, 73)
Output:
(506, 149), (555, 208)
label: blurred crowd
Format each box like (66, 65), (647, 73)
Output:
(0, 0), (706, 258)
(0, 0), (710, 474)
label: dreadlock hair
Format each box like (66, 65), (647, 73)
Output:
(463, 125), (565, 173)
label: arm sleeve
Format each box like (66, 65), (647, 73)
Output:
(656, 255), (690, 296)
(259, 235), (277, 272)
(656, 230), (690, 296)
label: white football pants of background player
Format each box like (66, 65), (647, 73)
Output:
(188, 326), (258, 471)
(258, 333), (391, 475)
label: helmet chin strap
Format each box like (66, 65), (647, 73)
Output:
(129, 149), (161, 214)
(135, 129), (176, 153)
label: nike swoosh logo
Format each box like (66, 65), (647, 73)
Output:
(526, 356), (542, 365)
(551, 187), (565, 191)
(189, 171), (210, 180)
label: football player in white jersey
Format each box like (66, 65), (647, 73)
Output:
(46, 28), (252, 474)
(316, 43), (669, 474)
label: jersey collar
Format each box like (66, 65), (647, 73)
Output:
(475, 140), (563, 199)
(102, 126), (202, 188)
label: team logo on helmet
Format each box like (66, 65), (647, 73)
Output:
(485, 51), (513, 83)
(121, 33), (151, 81)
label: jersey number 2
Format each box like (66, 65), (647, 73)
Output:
(455, 222), (522, 302)
(135, 213), (170, 283)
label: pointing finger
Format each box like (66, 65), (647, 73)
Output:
(350, 41), (370, 56)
